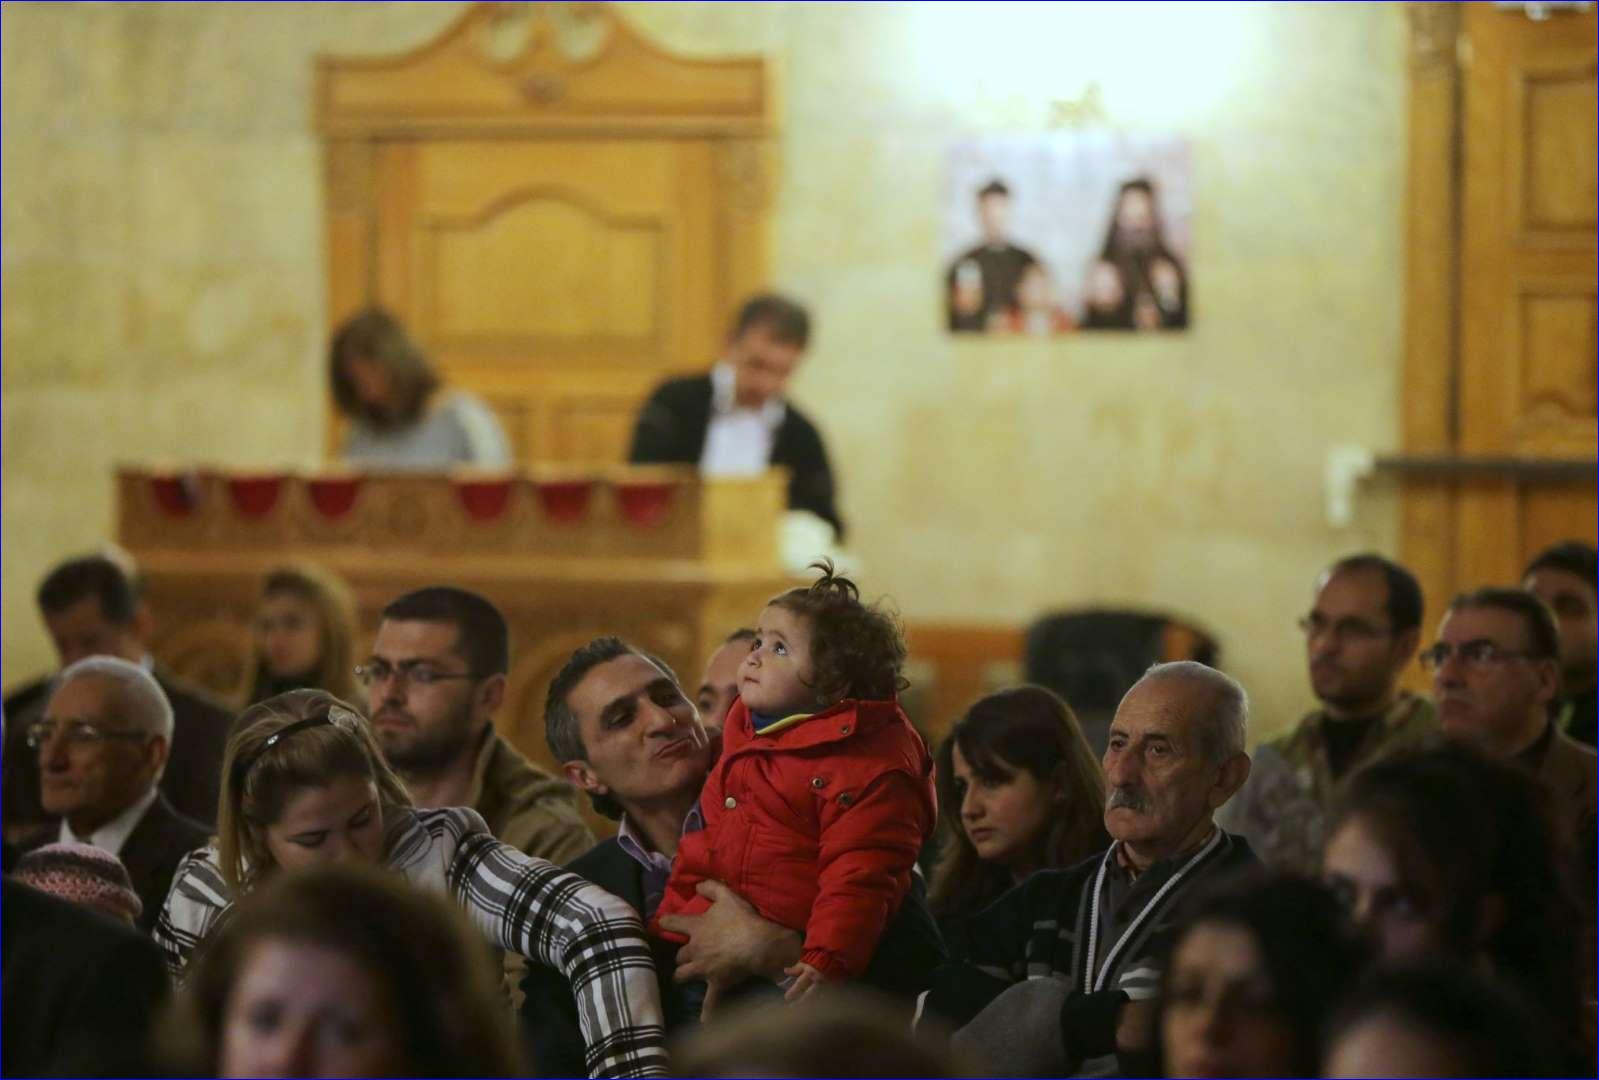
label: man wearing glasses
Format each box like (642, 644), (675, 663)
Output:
(1425, 586), (1596, 899)
(19, 655), (209, 931)
(360, 586), (593, 865)
(1218, 553), (1437, 872)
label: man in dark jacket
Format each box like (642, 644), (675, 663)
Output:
(522, 637), (944, 1075)
(627, 293), (844, 539)
(4, 554), (232, 835)
(15, 656), (209, 932)
(923, 661), (1256, 1077)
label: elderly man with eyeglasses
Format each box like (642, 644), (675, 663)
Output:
(1429, 586), (1597, 904)
(1217, 553), (1438, 872)
(18, 655), (209, 932)
(362, 587), (592, 865)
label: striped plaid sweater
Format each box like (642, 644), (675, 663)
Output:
(156, 806), (666, 1079)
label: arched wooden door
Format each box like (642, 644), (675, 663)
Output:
(318, 2), (774, 465)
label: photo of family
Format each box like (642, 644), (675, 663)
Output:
(944, 132), (1193, 335)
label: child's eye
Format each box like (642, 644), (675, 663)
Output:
(774, 642), (787, 655)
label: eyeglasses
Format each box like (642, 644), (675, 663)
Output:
(25, 719), (151, 752)
(1418, 640), (1542, 672)
(1297, 614), (1393, 644)
(354, 660), (483, 689)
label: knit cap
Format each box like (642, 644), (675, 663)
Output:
(13, 841), (143, 925)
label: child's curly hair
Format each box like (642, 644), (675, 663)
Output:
(770, 559), (908, 703)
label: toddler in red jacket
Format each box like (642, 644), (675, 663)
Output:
(651, 560), (936, 1002)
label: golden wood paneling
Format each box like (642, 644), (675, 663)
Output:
(1401, 3), (1597, 602)
(318, 3), (774, 468)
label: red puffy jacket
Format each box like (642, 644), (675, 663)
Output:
(651, 696), (936, 980)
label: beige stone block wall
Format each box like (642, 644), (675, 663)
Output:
(3, 2), (1406, 738)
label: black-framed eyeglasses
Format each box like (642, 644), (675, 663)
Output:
(354, 660), (484, 689)
(25, 719), (151, 752)
(1297, 614), (1393, 644)
(1418, 640), (1541, 672)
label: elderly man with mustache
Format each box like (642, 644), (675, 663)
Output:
(921, 661), (1256, 1077)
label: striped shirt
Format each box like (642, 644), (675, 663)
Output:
(156, 806), (666, 1079)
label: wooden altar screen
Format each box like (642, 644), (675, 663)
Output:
(318, 1), (775, 465)
(119, 466), (791, 836)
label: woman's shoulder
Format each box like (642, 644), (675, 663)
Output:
(385, 805), (493, 865)
(167, 842), (233, 911)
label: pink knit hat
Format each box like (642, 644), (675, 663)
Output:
(13, 841), (143, 925)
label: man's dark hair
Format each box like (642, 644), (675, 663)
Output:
(543, 636), (680, 821)
(1447, 587), (1560, 660)
(977, 179), (1010, 200)
(1326, 552), (1424, 634)
(769, 560), (907, 703)
(37, 556), (140, 624)
(381, 587), (509, 676)
(1523, 540), (1597, 593)
(730, 293), (810, 348)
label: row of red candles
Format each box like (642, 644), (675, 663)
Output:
(145, 474), (679, 527)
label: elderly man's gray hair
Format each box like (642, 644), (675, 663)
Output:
(56, 655), (176, 744)
(1135, 660), (1248, 764)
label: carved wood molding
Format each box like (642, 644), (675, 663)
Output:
(1408, 2), (1462, 72)
(316, 1), (772, 138)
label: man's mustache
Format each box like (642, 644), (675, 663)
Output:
(1106, 786), (1150, 812)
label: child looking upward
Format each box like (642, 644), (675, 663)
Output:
(651, 562), (936, 1002)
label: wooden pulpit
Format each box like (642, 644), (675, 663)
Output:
(118, 465), (792, 835)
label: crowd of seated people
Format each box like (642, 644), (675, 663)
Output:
(3, 540), (1596, 1078)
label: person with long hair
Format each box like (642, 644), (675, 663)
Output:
(1154, 871), (1365, 1078)
(156, 689), (666, 1079)
(330, 307), (510, 469)
(1320, 741), (1591, 1072)
(929, 685), (1107, 947)
(1090, 177), (1189, 331)
(160, 862), (524, 1077)
(247, 564), (361, 706)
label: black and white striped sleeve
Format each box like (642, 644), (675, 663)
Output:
(445, 824), (668, 1078)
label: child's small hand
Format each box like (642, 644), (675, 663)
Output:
(782, 961), (825, 1003)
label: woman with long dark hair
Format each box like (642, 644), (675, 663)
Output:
(929, 686), (1107, 946)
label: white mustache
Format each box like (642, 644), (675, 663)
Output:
(1107, 787), (1149, 812)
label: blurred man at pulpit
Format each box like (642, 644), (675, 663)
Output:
(628, 293), (845, 540)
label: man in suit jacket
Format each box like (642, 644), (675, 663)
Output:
(628, 293), (845, 539)
(522, 638), (944, 1075)
(16, 656), (209, 932)
(4, 554), (232, 839)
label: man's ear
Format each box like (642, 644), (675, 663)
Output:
(477, 673), (507, 717)
(1391, 627), (1421, 667)
(562, 759), (607, 797)
(129, 603), (156, 649)
(143, 733), (171, 779)
(1532, 657), (1561, 707)
(1210, 752), (1252, 809)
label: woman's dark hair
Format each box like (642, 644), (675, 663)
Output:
(328, 307), (440, 427)
(768, 560), (906, 703)
(1325, 741), (1582, 1047)
(1154, 871), (1367, 1078)
(929, 685), (1106, 918)
(1324, 961), (1561, 1078)
(162, 862), (524, 1076)
(249, 563), (361, 706)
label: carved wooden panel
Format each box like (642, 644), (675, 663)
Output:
(1517, 281), (1598, 435)
(1518, 65), (1598, 235)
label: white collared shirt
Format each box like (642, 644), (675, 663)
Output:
(699, 362), (786, 477)
(60, 785), (158, 857)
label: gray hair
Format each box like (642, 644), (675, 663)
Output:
(1134, 660), (1248, 764)
(56, 655), (175, 745)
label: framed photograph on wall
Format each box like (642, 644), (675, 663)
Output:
(944, 133), (1193, 335)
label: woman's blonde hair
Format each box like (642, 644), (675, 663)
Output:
(249, 563), (362, 706)
(216, 689), (412, 892)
